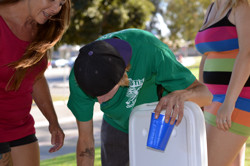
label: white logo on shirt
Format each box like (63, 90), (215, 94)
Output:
(126, 78), (144, 108)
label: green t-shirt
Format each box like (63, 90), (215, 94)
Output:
(67, 28), (196, 133)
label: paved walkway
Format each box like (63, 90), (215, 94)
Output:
(31, 69), (104, 160)
(31, 100), (103, 160)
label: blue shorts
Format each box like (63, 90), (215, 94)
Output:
(0, 134), (37, 154)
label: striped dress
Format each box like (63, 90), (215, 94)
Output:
(195, 7), (250, 136)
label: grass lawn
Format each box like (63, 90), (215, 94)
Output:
(41, 56), (249, 165)
(40, 138), (249, 166)
(41, 147), (102, 166)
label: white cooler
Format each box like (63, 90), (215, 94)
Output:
(129, 101), (208, 166)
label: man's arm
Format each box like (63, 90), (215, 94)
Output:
(154, 79), (213, 126)
(76, 119), (95, 166)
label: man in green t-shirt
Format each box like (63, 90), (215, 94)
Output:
(67, 28), (212, 166)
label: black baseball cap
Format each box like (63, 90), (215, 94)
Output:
(74, 38), (132, 97)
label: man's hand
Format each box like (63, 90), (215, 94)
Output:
(154, 90), (186, 126)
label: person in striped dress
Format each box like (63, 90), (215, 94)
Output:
(195, 0), (250, 165)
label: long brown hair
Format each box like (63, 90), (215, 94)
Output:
(1, 0), (71, 90)
(215, 0), (250, 15)
(118, 65), (131, 87)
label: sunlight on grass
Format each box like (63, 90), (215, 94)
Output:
(41, 147), (101, 166)
(187, 56), (201, 79)
(40, 138), (250, 166)
(246, 138), (250, 166)
(52, 96), (69, 102)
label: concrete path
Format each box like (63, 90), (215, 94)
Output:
(31, 100), (103, 160)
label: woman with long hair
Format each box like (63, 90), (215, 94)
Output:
(195, 0), (250, 165)
(0, 0), (71, 165)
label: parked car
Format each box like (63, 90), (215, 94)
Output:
(51, 57), (69, 68)
(68, 56), (77, 68)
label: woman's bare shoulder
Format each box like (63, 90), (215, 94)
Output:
(234, 0), (250, 13)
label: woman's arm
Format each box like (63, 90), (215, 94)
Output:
(32, 74), (64, 152)
(216, 2), (250, 131)
(199, 54), (207, 82)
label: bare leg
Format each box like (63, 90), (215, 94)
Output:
(0, 152), (13, 166)
(11, 141), (40, 166)
(206, 123), (248, 166)
(231, 143), (246, 166)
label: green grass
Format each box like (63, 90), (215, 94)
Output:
(41, 147), (101, 166)
(42, 56), (249, 165)
(51, 96), (69, 102)
(246, 139), (250, 166)
(41, 139), (250, 166)
(187, 56), (201, 79)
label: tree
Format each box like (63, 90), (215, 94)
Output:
(164, 0), (210, 47)
(146, 0), (163, 37)
(60, 0), (155, 45)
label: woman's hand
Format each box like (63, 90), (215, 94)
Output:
(32, 75), (65, 153)
(216, 102), (234, 131)
(48, 122), (65, 153)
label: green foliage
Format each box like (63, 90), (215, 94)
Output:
(61, 0), (155, 45)
(164, 0), (210, 47)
